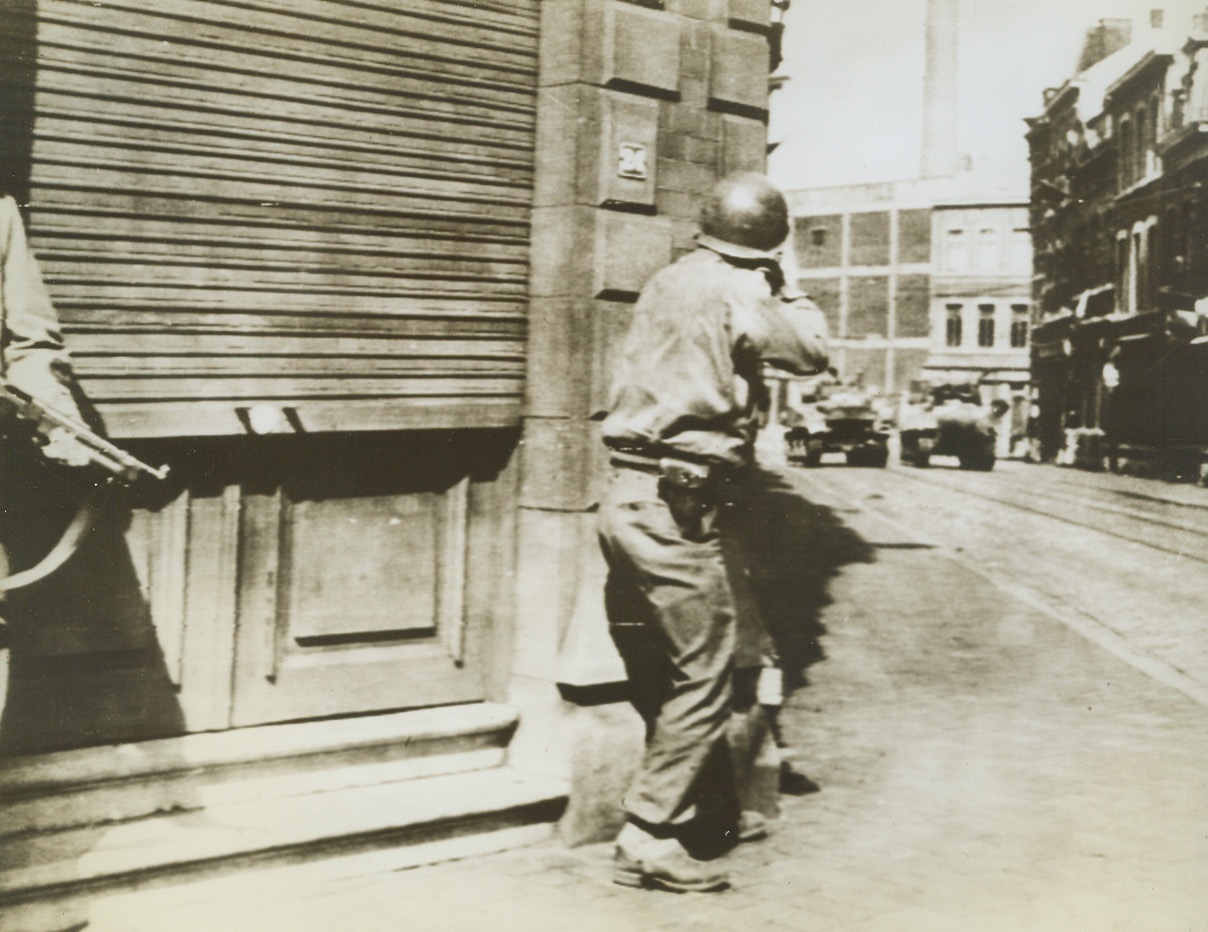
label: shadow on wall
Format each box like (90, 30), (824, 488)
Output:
(0, 438), (185, 756)
(0, 444), (191, 930)
(724, 467), (876, 696)
(1, 1), (186, 746)
(0, 0), (36, 203)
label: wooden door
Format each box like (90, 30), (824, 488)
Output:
(230, 431), (514, 728)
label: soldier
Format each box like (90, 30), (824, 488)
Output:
(598, 172), (829, 892)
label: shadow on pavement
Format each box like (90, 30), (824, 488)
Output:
(724, 467), (876, 695)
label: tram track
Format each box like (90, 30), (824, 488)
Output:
(901, 464), (1208, 530)
(870, 462), (1208, 566)
(783, 458), (1208, 708)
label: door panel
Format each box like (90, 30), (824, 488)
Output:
(285, 492), (443, 642)
(230, 432), (505, 728)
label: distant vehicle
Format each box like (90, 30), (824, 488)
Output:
(784, 382), (890, 468)
(899, 384), (998, 471)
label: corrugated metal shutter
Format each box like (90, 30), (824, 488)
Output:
(7, 0), (537, 437)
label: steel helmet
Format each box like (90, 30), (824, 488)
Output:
(698, 172), (789, 258)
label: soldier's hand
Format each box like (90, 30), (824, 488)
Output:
(38, 426), (95, 468)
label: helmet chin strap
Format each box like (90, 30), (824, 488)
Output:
(695, 233), (782, 265)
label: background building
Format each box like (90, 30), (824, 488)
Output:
(786, 176), (1031, 398)
(778, 0), (1033, 451)
(1026, 6), (1208, 473)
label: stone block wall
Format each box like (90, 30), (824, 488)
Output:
(509, 0), (776, 845)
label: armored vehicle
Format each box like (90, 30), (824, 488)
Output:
(785, 384), (890, 468)
(899, 384), (998, 470)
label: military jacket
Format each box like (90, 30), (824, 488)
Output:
(602, 241), (829, 467)
(0, 196), (81, 417)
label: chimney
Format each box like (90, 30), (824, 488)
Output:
(921, 0), (959, 178)
(1076, 19), (1133, 72)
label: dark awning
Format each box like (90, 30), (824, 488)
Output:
(1031, 313), (1076, 345)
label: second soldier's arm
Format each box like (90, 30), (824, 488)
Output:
(0, 196), (82, 419)
(1, 196), (99, 468)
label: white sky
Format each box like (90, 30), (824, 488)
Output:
(768, 0), (1164, 190)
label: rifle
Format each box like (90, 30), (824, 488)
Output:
(0, 383), (168, 593)
(1, 383), (168, 483)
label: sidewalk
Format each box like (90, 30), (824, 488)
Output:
(83, 475), (1208, 932)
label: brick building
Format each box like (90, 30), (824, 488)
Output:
(0, 0), (786, 915)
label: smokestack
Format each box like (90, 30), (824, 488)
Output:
(921, 0), (959, 178)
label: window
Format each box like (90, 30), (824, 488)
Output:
(1010, 304), (1029, 348)
(1133, 228), (1145, 312)
(1147, 96), (1160, 176)
(1116, 233), (1130, 312)
(977, 228), (999, 270)
(1136, 218), (1160, 312)
(1119, 118), (1132, 188)
(977, 304), (996, 347)
(945, 303), (963, 347)
(945, 228), (967, 271)
(1010, 228), (1032, 272)
(1135, 105), (1147, 182)
(1187, 201), (1201, 291)
(810, 227), (827, 247)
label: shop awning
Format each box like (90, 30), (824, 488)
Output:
(1075, 284), (1115, 319)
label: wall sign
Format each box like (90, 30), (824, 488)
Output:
(617, 142), (648, 180)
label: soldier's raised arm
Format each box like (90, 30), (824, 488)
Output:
(0, 196), (81, 419)
(745, 289), (829, 377)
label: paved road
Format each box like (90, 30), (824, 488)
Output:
(801, 458), (1208, 704)
(83, 462), (1208, 932)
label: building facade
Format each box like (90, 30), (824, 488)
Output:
(1026, 8), (1208, 474)
(785, 177), (1032, 449)
(0, 0), (785, 910)
(926, 202), (1033, 389)
(787, 181), (933, 396)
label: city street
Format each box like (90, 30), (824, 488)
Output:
(793, 455), (1208, 704)
(75, 460), (1208, 932)
(4, 3), (1206, 931)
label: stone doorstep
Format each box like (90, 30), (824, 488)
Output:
(0, 703), (520, 838)
(34, 823), (559, 932)
(0, 765), (569, 910)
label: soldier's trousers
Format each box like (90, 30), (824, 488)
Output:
(598, 463), (738, 830)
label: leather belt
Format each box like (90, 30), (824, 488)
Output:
(608, 449), (662, 474)
(607, 449), (735, 485)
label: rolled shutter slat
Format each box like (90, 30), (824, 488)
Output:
(10, 0), (538, 437)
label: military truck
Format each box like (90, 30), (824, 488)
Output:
(784, 382), (891, 468)
(899, 384), (999, 470)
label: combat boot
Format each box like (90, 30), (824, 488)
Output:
(737, 810), (769, 842)
(612, 820), (729, 893)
